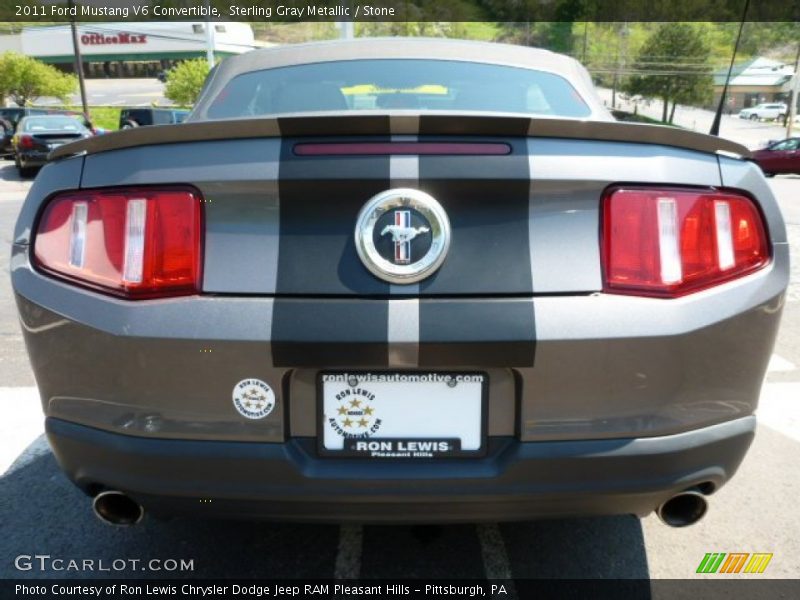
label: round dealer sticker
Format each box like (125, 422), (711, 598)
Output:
(232, 379), (276, 420)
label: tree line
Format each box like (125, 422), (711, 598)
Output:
(0, 52), (76, 107)
(0, 51), (207, 109)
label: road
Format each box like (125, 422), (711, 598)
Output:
(34, 78), (170, 108)
(0, 160), (798, 581)
(597, 88), (793, 151)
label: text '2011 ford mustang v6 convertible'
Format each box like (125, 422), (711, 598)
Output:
(11, 39), (788, 527)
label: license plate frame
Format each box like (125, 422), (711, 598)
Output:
(317, 371), (489, 459)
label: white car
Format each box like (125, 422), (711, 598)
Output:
(739, 103), (787, 121)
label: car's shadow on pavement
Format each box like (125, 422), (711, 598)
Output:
(0, 160), (22, 181)
(0, 160), (35, 182)
(1, 437), (650, 581)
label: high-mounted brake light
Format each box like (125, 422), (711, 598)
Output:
(602, 187), (769, 297)
(34, 187), (202, 298)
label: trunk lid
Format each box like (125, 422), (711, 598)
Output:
(75, 114), (731, 297)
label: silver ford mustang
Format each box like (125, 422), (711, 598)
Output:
(11, 39), (788, 527)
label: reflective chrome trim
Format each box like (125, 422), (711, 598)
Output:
(355, 188), (451, 285)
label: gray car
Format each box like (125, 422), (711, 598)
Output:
(11, 39), (788, 527)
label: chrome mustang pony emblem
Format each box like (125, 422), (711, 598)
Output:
(355, 189), (451, 285)
(380, 212), (430, 265)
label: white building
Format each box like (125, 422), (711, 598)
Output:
(0, 22), (259, 78)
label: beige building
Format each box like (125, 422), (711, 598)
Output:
(713, 57), (796, 113)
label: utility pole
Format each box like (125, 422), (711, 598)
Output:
(338, 0), (353, 39)
(611, 23), (628, 110)
(582, 22), (588, 63)
(339, 21), (354, 39)
(787, 43), (800, 138)
(204, 0), (215, 68)
(67, 0), (88, 117)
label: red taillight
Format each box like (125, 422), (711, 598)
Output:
(34, 187), (202, 298)
(19, 135), (34, 149)
(602, 187), (769, 297)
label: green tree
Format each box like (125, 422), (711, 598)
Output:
(0, 52), (76, 106)
(624, 23), (713, 123)
(164, 59), (210, 107)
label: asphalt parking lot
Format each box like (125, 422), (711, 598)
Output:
(0, 160), (799, 581)
(34, 78), (170, 108)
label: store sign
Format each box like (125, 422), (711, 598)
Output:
(81, 33), (147, 46)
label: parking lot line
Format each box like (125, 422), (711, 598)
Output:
(0, 387), (43, 475)
(757, 382), (800, 442)
(334, 524), (363, 579)
(767, 354), (797, 373)
(476, 523), (517, 597)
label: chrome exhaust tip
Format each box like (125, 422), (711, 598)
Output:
(92, 490), (144, 526)
(656, 488), (708, 527)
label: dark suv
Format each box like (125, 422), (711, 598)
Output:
(119, 108), (190, 129)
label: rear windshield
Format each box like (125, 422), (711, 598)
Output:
(206, 59), (591, 120)
(22, 117), (86, 132)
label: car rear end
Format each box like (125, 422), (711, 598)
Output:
(16, 133), (83, 168)
(11, 41), (789, 525)
(15, 117), (90, 171)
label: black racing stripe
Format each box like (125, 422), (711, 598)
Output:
(416, 129), (534, 366)
(418, 298), (535, 367)
(274, 127), (392, 367)
(418, 114), (531, 137)
(271, 299), (389, 367)
(277, 115), (393, 137)
(276, 133), (391, 295)
(416, 137), (532, 294)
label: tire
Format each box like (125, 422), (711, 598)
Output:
(18, 166), (35, 178)
(749, 114), (759, 121)
(121, 120), (139, 129)
(777, 114), (786, 122)
(16, 155), (35, 178)
(764, 172), (775, 178)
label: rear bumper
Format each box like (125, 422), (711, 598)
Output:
(47, 415), (755, 523)
(12, 245), (788, 444)
(18, 151), (48, 167)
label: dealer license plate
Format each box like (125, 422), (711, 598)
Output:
(319, 372), (487, 458)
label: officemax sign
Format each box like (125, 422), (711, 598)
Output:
(81, 32), (148, 46)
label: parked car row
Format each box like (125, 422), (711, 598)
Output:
(1, 106), (191, 178)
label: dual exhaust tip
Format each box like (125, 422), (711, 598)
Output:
(91, 488), (709, 528)
(656, 488), (709, 527)
(92, 490), (144, 526)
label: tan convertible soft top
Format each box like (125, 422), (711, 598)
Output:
(51, 39), (748, 160)
(189, 38), (612, 122)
